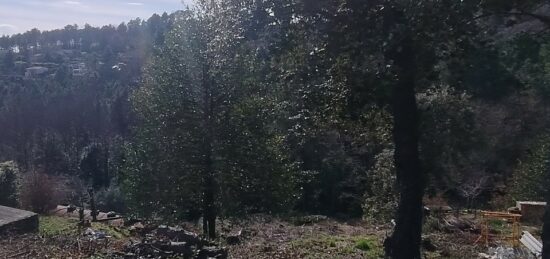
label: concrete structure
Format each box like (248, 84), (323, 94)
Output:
(69, 62), (87, 76)
(24, 66), (49, 79)
(520, 231), (542, 258)
(517, 201), (547, 225)
(0, 206), (39, 233)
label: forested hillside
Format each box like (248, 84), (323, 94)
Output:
(0, 13), (173, 185)
(2, 1), (550, 258)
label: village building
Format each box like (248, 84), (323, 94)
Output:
(69, 62), (87, 76)
(24, 66), (49, 79)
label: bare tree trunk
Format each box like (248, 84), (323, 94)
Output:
(384, 35), (425, 259)
(88, 187), (97, 222)
(203, 171), (216, 239)
(201, 58), (216, 240)
(201, 139), (216, 239)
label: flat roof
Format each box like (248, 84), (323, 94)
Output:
(517, 201), (547, 206)
(0, 205), (37, 228)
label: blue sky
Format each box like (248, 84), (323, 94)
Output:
(0, 0), (193, 35)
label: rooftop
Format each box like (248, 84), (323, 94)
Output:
(517, 201), (547, 206)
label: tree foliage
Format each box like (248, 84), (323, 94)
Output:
(0, 161), (20, 207)
(512, 135), (550, 201)
(1, 1), (550, 257)
(123, 6), (299, 237)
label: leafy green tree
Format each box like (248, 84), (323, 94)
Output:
(79, 143), (109, 188)
(417, 86), (480, 195)
(1, 50), (14, 72)
(285, 1), (483, 257)
(125, 4), (298, 238)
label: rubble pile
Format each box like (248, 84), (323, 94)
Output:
(118, 225), (227, 259)
(478, 246), (535, 259)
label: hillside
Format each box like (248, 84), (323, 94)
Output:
(1, 1), (550, 258)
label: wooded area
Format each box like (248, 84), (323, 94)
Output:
(2, 0), (550, 258)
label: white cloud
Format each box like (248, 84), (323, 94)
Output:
(0, 0), (191, 35)
(0, 24), (18, 29)
(0, 24), (18, 36)
(63, 1), (82, 5)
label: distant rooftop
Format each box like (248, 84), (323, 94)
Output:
(517, 201), (547, 206)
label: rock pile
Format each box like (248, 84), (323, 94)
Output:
(118, 225), (227, 259)
(478, 246), (535, 259)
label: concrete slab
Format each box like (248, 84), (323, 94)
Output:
(0, 205), (39, 233)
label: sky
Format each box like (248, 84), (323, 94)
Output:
(0, 0), (193, 36)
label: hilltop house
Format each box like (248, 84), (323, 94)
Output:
(69, 62), (87, 76)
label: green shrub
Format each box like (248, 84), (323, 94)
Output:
(355, 239), (372, 251)
(511, 135), (550, 201)
(289, 235), (383, 258)
(39, 216), (78, 237)
(363, 149), (398, 222)
(0, 161), (20, 207)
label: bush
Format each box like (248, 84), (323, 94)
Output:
(363, 149), (398, 222)
(511, 135), (550, 201)
(355, 239), (372, 251)
(0, 161), (20, 207)
(20, 172), (62, 213)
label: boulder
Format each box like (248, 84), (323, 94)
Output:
(507, 207), (520, 214)
(443, 215), (475, 232)
(129, 222), (145, 233)
(197, 246), (228, 259)
(225, 230), (242, 245)
(157, 241), (193, 256)
(154, 225), (202, 245)
(422, 238), (437, 252)
(292, 215), (329, 225)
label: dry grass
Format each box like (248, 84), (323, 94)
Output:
(1, 212), (530, 258)
(221, 215), (388, 259)
(0, 216), (128, 259)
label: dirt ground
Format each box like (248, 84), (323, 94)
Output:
(0, 212), (540, 259)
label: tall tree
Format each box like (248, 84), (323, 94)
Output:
(128, 9), (220, 237)
(287, 1), (482, 257)
(126, 2), (298, 238)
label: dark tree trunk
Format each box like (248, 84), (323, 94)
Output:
(104, 141), (110, 186)
(543, 203), (550, 258)
(542, 166), (550, 258)
(88, 187), (98, 222)
(202, 215), (208, 236)
(201, 129), (216, 239)
(203, 171), (216, 239)
(384, 35), (425, 259)
(201, 59), (216, 240)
